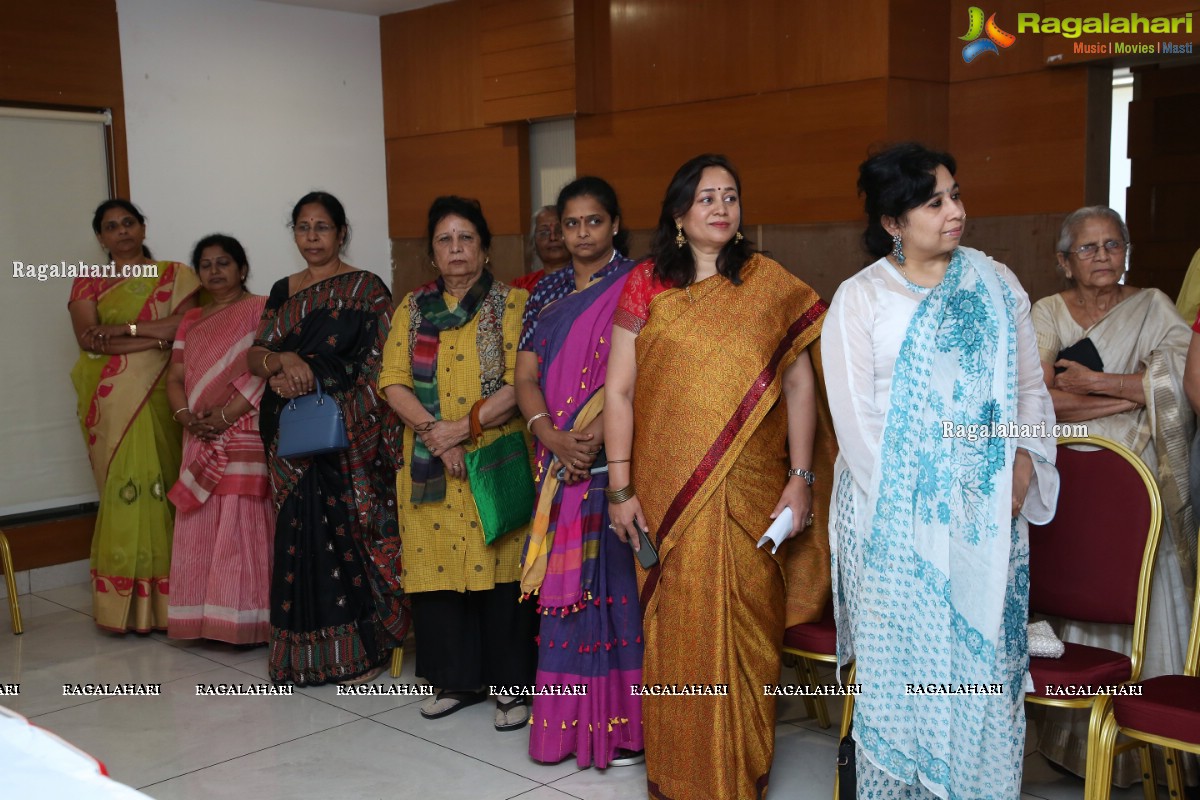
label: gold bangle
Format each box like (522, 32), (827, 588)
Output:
(605, 483), (636, 504)
(262, 352), (275, 374)
(172, 407), (189, 422)
(220, 406), (233, 426)
(607, 458), (630, 464)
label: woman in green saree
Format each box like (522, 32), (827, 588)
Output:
(68, 199), (199, 632)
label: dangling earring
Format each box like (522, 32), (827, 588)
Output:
(734, 231), (744, 244)
(891, 233), (905, 265)
(675, 223), (687, 249)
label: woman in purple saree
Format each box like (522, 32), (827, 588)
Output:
(516, 177), (644, 768)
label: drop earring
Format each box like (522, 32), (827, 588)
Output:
(734, 231), (744, 244)
(675, 223), (686, 249)
(891, 233), (905, 265)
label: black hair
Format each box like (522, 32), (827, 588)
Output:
(425, 195), (493, 257)
(291, 190), (351, 251)
(649, 154), (754, 286)
(192, 233), (250, 289)
(857, 142), (957, 259)
(92, 198), (154, 261)
(555, 176), (631, 256)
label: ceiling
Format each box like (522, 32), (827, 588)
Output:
(258, 0), (447, 16)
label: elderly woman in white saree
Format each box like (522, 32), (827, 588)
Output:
(823, 143), (1059, 799)
(1031, 205), (1198, 787)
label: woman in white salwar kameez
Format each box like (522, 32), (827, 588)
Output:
(1031, 205), (1198, 788)
(823, 143), (1060, 799)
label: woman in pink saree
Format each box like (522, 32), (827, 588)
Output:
(166, 235), (273, 645)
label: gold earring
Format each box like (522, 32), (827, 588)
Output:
(734, 231), (744, 244)
(675, 223), (686, 249)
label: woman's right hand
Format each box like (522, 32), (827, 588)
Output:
(277, 352), (315, 396)
(544, 428), (597, 481)
(608, 495), (648, 551)
(440, 445), (467, 482)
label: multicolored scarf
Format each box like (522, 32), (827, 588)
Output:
(409, 270), (494, 503)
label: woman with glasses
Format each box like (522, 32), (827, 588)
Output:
(68, 199), (199, 632)
(247, 191), (408, 686)
(1031, 205), (1197, 786)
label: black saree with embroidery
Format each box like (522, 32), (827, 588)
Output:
(256, 271), (409, 685)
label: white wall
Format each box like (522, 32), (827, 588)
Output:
(117, 0), (391, 292)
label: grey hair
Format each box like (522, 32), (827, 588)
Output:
(528, 205), (557, 269)
(1056, 206), (1130, 254)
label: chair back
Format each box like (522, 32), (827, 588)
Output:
(1029, 436), (1161, 631)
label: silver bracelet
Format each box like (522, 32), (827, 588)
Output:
(526, 412), (552, 432)
(220, 406), (233, 426)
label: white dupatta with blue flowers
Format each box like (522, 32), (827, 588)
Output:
(839, 246), (1032, 800)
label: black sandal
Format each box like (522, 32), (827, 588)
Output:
(419, 688), (487, 720)
(493, 697), (529, 731)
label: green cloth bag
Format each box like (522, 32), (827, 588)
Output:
(465, 400), (534, 544)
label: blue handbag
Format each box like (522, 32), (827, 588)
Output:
(276, 381), (349, 459)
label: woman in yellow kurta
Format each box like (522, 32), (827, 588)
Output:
(379, 195), (538, 732)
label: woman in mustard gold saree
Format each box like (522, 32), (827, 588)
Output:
(605, 155), (831, 800)
(68, 199), (200, 632)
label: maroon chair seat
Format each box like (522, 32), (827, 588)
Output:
(1027, 643), (1133, 696)
(1112, 675), (1200, 746)
(783, 604), (837, 654)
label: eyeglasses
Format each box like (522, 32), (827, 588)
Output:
(1066, 240), (1127, 260)
(534, 226), (562, 240)
(291, 222), (336, 235)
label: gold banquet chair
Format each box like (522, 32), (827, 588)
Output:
(1087, 536), (1200, 800)
(1024, 436), (1162, 799)
(781, 601), (855, 800)
(0, 529), (23, 634)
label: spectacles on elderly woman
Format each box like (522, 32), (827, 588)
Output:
(291, 222), (336, 235)
(1067, 240), (1127, 260)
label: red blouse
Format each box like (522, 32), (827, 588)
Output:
(614, 258), (675, 334)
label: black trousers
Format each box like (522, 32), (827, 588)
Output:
(409, 582), (538, 691)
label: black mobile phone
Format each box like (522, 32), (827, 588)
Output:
(632, 521), (659, 569)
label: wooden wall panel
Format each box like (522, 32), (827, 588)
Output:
(480, 0), (575, 122)
(576, 82), (889, 229)
(381, 0), (482, 138)
(886, 79), (950, 147)
(386, 124), (529, 238)
(584, 0), (890, 114)
(0, 0), (128, 195)
(948, 69), (1091, 215)
(889, 0), (951, 82)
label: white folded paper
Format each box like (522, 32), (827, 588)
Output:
(756, 507), (793, 554)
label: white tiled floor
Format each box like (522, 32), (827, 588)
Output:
(0, 583), (1155, 799)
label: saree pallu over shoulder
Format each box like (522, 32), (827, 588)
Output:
(632, 254), (828, 615)
(630, 254), (829, 800)
(71, 263), (200, 490)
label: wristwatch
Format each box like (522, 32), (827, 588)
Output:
(787, 468), (816, 486)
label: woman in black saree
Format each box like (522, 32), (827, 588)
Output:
(248, 191), (408, 686)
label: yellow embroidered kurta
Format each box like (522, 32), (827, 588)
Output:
(378, 288), (530, 594)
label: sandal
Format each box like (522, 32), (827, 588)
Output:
(420, 689), (487, 720)
(336, 665), (386, 687)
(494, 697), (529, 731)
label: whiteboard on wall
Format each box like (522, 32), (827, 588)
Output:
(0, 107), (113, 518)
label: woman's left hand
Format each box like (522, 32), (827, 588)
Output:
(771, 478), (814, 541)
(440, 445), (468, 482)
(420, 419), (470, 458)
(1011, 448), (1033, 518)
(1052, 360), (1098, 395)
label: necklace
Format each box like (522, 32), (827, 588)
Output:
(298, 259), (343, 292)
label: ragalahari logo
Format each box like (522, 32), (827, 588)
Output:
(960, 7), (1017, 62)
